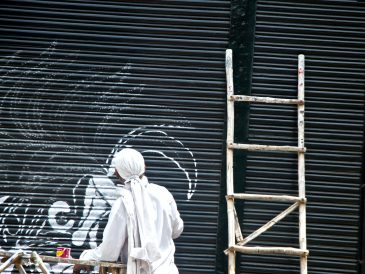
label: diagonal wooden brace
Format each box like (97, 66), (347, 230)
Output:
(238, 202), (299, 246)
(0, 251), (23, 273)
(31, 252), (51, 274)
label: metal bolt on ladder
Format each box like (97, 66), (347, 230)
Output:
(225, 49), (308, 274)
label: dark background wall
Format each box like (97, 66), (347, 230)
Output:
(1, 1), (365, 274)
(234, 1), (365, 274)
(0, 1), (230, 273)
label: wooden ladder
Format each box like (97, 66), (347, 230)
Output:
(225, 49), (308, 274)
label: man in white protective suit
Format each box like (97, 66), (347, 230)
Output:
(74, 148), (184, 274)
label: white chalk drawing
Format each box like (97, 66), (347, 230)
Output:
(0, 43), (198, 273)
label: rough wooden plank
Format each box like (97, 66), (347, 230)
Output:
(0, 251), (126, 273)
(232, 245), (309, 256)
(232, 193), (305, 203)
(40, 255), (125, 268)
(228, 143), (306, 153)
(229, 95), (304, 105)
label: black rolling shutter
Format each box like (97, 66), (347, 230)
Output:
(0, 1), (230, 273)
(239, 1), (365, 273)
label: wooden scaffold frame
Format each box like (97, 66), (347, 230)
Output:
(225, 49), (308, 274)
(0, 250), (126, 274)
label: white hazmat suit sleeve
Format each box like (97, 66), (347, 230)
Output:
(170, 199), (183, 240)
(80, 197), (127, 262)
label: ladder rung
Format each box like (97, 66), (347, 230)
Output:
(228, 143), (306, 153)
(230, 193), (306, 203)
(231, 245), (309, 256)
(228, 95), (304, 105)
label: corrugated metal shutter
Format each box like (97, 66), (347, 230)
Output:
(239, 0), (365, 273)
(0, 1), (230, 273)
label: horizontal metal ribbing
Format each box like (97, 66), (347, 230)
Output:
(0, 1), (230, 273)
(241, 0), (365, 273)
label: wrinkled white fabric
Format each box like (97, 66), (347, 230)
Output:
(113, 148), (145, 179)
(80, 148), (183, 274)
(107, 148), (145, 178)
(113, 149), (161, 267)
(80, 182), (183, 273)
(129, 176), (161, 266)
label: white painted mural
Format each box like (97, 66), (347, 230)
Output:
(0, 43), (199, 273)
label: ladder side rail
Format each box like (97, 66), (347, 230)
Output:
(225, 49), (236, 274)
(298, 54), (308, 274)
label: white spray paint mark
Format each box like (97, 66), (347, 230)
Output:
(0, 196), (8, 204)
(48, 201), (75, 232)
(0, 43), (201, 269)
(106, 125), (198, 200)
(71, 175), (116, 247)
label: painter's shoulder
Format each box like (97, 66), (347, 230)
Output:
(149, 183), (170, 193)
(149, 183), (174, 200)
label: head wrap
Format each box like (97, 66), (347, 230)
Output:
(109, 148), (145, 180)
(109, 148), (161, 269)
